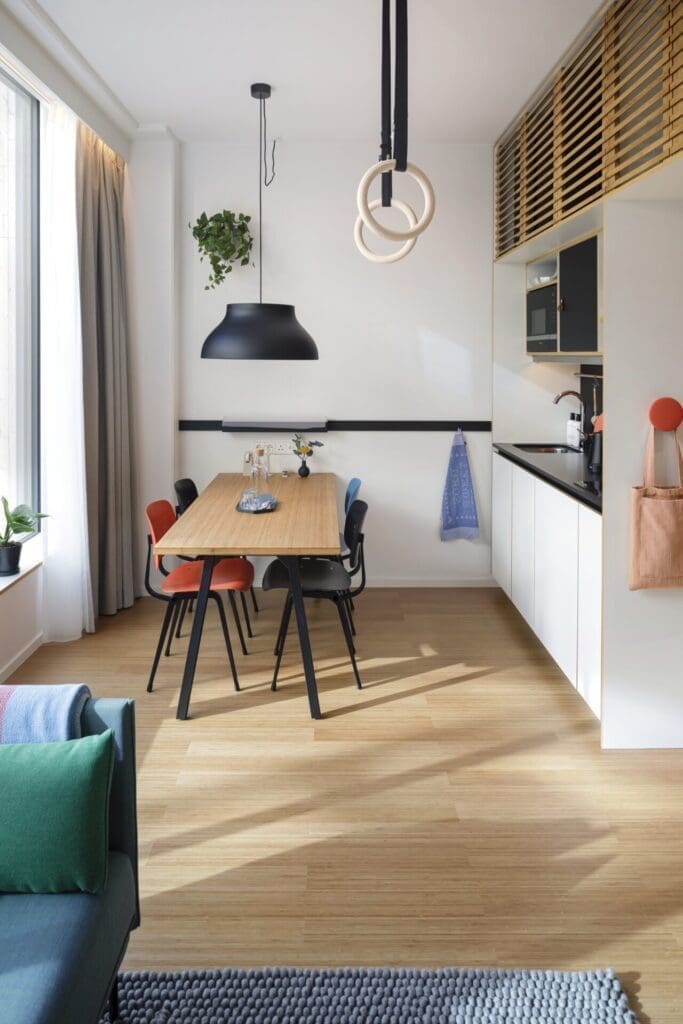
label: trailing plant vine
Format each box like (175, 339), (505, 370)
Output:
(190, 210), (254, 290)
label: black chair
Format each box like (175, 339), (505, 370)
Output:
(262, 499), (368, 692)
(174, 476), (260, 645)
(174, 476), (199, 516)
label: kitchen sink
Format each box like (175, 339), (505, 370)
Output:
(514, 443), (577, 454)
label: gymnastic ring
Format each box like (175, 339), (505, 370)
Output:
(357, 158), (435, 242)
(354, 196), (418, 263)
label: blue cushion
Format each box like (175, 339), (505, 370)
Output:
(0, 851), (135, 1024)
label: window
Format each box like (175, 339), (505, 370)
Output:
(0, 67), (39, 515)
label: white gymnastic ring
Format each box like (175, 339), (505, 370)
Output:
(354, 197), (418, 263)
(357, 158), (435, 241)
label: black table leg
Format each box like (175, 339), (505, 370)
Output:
(282, 555), (322, 720)
(176, 555), (215, 720)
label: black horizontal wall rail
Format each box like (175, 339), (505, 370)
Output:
(178, 419), (492, 433)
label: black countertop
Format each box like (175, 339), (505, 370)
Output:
(493, 443), (602, 512)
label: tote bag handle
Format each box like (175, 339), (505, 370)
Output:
(643, 425), (683, 488)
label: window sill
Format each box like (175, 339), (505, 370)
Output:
(0, 536), (43, 596)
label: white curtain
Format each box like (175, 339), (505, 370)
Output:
(40, 101), (94, 640)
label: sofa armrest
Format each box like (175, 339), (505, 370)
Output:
(81, 697), (139, 927)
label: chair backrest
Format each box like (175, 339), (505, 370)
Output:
(175, 477), (199, 515)
(344, 477), (362, 514)
(145, 499), (177, 570)
(343, 499), (368, 569)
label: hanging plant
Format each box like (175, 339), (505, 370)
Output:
(189, 210), (254, 290)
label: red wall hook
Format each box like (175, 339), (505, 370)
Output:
(648, 397), (683, 432)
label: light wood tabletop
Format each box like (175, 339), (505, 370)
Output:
(155, 472), (340, 558)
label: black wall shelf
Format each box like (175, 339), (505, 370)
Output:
(178, 419), (492, 433)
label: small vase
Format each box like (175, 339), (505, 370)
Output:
(298, 461), (310, 478)
(0, 542), (22, 577)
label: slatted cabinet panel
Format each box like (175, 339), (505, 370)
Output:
(495, 0), (683, 257)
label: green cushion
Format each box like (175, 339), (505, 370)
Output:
(0, 731), (114, 894)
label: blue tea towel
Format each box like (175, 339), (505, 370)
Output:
(0, 683), (91, 743)
(440, 430), (480, 541)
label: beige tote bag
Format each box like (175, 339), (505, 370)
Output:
(630, 426), (683, 590)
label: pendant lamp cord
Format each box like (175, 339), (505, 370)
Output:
(258, 96), (276, 304)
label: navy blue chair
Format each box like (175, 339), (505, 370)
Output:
(344, 477), (362, 514)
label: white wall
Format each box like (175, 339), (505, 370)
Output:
(127, 138), (495, 587)
(0, 555), (42, 680)
(601, 195), (683, 748)
(125, 131), (179, 591)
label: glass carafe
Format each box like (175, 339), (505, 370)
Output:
(250, 447), (270, 495)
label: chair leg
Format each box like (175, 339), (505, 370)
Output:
(336, 596), (363, 689)
(165, 600), (182, 656)
(175, 598), (188, 638)
(250, 585), (259, 613)
(272, 593), (293, 691)
(239, 590), (254, 638)
(211, 593), (240, 691)
(148, 600), (175, 692)
(227, 591), (249, 655)
(273, 594), (291, 657)
(345, 593), (356, 637)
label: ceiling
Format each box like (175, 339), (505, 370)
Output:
(28, 0), (603, 143)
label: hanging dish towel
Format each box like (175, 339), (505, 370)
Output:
(440, 430), (480, 541)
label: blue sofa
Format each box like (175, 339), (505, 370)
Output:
(0, 698), (139, 1024)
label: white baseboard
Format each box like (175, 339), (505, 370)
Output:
(363, 576), (497, 588)
(0, 632), (43, 682)
(252, 573), (496, 589)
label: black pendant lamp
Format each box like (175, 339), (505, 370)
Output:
(201, 84), (318, 360)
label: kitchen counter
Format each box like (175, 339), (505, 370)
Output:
(493, 443), (601, 512)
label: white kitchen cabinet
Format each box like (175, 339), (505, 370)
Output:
(492, 452), (512, 597)
(577, 505), (602, 718)
(511, 464), (535, 626)
(533, 478), (579, 687)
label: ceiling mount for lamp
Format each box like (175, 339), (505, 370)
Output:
(201, 83), (318, 360)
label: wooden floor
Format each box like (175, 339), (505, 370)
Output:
(11, 588), (683, 1023)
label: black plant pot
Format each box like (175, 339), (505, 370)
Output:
(298, 462), (310, 478)
(0, 542), (22, 577)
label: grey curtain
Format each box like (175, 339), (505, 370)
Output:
(76, 123), (135, 616)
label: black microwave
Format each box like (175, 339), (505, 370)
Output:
(526, 284), (557, 353)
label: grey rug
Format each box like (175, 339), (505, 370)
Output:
(102, 967), (640, 1023)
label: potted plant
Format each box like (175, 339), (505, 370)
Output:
(0, 498), (47, 577)
(291, 434), (324, 477)
(189, 210), (254, 289)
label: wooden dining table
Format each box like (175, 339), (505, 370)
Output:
(154, 472), (340, 720)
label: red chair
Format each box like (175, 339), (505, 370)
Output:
(144, 500), (254, 694)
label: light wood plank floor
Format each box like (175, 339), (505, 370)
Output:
(11, 588), (683, 1023)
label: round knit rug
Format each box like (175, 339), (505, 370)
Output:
(102, 967), (639, 1023)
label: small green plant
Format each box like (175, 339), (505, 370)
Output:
(189, 210), (254, 290)
(291, 434), (324, 463)
(0, 497), (47, 546)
